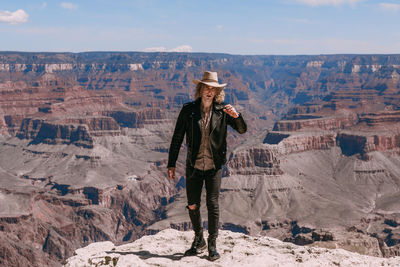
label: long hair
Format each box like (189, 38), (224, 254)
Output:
(194, 83), (225, 103)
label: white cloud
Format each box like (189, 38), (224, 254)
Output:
(143, 46), (167, 52)
(379, 3), (400, 12)
(294, 0), (364, 6)
(169, 45), (193, 52)
(216, 25), (223, 31)
(0, 9), (29, 25)
(60, 2), (78, 10)
(144, 45), (193, 52)
(42, 2), (48, 9)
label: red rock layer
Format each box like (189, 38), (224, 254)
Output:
(104, 108), (165, 128)
(359, 111), (400, 126)
(279, 133), (337, 154)
(64, 117), (121, 136)
(227, 147), (283, 175)
(17, 118), (94, 148)
(273, 114), (358, 132)
(337, 132), (400, 156)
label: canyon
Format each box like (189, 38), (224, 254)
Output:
(0, 52), (400, 266)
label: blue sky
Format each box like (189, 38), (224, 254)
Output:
(0, 0), (399, 55)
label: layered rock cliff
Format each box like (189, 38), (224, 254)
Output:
(104, 109), (165, 128)
(17, 118), (94, 148)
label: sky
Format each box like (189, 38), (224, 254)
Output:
(0, 0), (399, 55)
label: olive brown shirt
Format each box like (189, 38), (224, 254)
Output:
(194, 109), (215, 170)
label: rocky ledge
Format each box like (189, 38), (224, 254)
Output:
(64, 228), (400, 267)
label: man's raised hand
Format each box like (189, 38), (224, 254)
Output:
(223, 104), (239, 118)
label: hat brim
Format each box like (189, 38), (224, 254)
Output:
(193, 79), (227, 88)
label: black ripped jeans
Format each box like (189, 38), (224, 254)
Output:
(186, 167), (222, 239)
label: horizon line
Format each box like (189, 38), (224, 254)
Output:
(1, 50), (400, 57)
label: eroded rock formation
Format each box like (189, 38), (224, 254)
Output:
(17, 118), (94, 148)
(1, 52), (400, 265)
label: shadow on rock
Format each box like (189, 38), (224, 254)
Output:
(106, 250), (185, 261)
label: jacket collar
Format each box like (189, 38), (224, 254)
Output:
(211, 104), (222, 132)
(213, 102), (225, 112)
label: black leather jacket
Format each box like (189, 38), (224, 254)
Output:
(168, 99), (247, 170)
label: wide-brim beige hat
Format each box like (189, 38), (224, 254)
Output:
(193, 71), (227, 88)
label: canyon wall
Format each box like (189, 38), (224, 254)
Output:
(1, 52), (400, 265)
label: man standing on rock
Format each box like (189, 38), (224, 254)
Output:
(167, 71), (247, 261)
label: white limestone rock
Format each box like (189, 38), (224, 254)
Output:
(64, 229), (400, 267)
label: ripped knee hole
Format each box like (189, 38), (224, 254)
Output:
(188, 204), (197, 210)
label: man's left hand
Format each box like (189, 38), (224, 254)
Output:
(223, 104), (239, 118)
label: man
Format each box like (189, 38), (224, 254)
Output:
(167, 71), (247, 261)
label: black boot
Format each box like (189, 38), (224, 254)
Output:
(184, 230), (206, 256)
(184, 207), (206, 256)
(207, 236), (220, 261)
